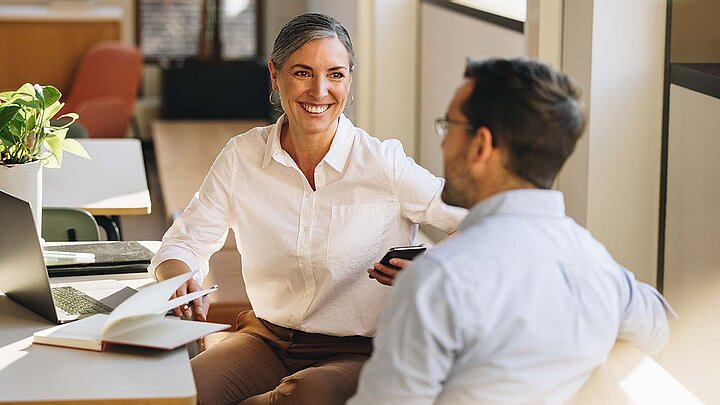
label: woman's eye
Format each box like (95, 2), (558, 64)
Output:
(330, 72), (345, 80)
(294, 71), (311, 78)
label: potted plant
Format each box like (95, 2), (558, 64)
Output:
(0, 83), (89, 235)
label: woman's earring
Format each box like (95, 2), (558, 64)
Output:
(346, 93), (354, 107)
(269, 90), (281, 105)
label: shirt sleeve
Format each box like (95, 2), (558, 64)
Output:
(348, 257), (462, 405)
(384, 140), (466, 234)
(617, 265), (677, 355)
(147, 140), (237, 284)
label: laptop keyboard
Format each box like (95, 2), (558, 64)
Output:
(51, 286), (114, 315)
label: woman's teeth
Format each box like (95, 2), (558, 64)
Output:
(301, 103), (330, 114)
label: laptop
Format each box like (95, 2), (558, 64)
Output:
(0, 190), (136, 324)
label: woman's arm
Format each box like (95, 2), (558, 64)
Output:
(149, 139), (240, 319)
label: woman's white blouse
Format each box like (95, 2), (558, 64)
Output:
(149, 114), (466, 337)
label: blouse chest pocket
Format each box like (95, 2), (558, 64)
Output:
(327, 203), (394, 269)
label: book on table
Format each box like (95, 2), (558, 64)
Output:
(43, 241), (155, 277)
(33, 272), (230, 351)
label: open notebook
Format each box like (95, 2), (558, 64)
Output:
(33, 273), (230, 351)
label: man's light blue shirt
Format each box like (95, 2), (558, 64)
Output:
(350, 189), (674, 405)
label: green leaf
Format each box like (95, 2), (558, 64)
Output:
(33, 84), (45, 105)
(27, 113), (36, 135)
(17, 83), (35, 96)
(0, 91), (16, 100)
(43, 101), (64, 123)
(0, 104), (20, 131)
(44, 134), (64, 165)
(41, 86), (61, 108)
(0, 129), (14, 147)
(54, 112), (78, 128)
(14, 98), (43, 110)
(48, 127), (68, 141)
(62, 138), (90, 159)
(7, 119), (23, 139)
(43, 154), (60, 169)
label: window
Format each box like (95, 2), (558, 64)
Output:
(137, 0), (260, 62)
(451, 0), (526, 22)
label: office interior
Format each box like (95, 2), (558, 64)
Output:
(0, 0), (718, 403)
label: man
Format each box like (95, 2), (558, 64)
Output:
(348, 58), (675, 405)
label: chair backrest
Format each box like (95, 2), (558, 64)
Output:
(42, 208), (100, 242)
(61, 41), (142, 138)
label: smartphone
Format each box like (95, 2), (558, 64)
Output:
(379, 245), (427, 269)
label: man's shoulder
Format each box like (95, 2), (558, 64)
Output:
(423, 215), (615, 277)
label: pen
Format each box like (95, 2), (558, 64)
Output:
(43, 250), (95, 259)
(185, 284), (219, 308)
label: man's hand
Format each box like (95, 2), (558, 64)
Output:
(156, 259), (210, 322)
(367, 258), (412, 286)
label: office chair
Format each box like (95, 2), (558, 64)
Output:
(60, 41), (143, 138)
(42, 208), (101, 242)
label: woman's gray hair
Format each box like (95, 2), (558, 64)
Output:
(270, 13), (355, 72)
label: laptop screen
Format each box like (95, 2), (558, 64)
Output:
(0, 190), (60, 323)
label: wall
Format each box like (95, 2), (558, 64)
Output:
(352, 0), (419, 157)
(263, 0), (308, 60)
(670, 0), (720, 63)
(418, 2), (525, 175)
(558, 0), (666, 285)
(661, 84), (720, 403)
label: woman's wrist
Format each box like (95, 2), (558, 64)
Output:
(155, 259), (192, 281)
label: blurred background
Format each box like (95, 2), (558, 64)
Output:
(1, 0), (719, 402)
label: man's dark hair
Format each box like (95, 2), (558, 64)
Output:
(462, 58), (585, 189)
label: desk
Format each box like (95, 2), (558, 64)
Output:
(43, 138), (151, 240)
(43, 139), (151, 216)
(152, 120), (266, 221)
(0, 271), (196, 404)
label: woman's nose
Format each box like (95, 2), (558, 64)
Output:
(310, 76), (329, 98)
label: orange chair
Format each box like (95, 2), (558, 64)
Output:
(60, 42), (142, 138)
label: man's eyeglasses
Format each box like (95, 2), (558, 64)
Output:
(434, 118), (476, 138)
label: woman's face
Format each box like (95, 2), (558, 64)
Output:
(269, 37), (352, 137)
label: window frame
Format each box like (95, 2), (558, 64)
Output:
(134, 0), (265, 64)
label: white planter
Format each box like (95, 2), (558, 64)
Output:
(0, 160), (43, 236)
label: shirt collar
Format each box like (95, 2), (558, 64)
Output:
(459, 189), (566, 231)
(261, 113), (354, 173)
(322, 114), (354, 173)
(261, 114), (286, 169)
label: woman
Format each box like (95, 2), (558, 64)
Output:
(150, 13), (465, 405)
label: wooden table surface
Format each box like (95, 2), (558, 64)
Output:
(152, 119), (266, 220)
(0, 246), (197, 405)
(43, 138), (151, 216)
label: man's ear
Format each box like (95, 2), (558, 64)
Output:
(466, 127), (494, 167)
(268, 61), (279, 91)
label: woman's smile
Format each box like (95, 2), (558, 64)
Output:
(269, 37), (352, 137)
(300, 102), (332, 114)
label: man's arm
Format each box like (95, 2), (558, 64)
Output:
(617, 266), (676, 355)
(349, 257), (462, 405)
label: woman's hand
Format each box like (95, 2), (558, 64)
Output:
(367, 258), (412, 286)
(169, 277), (210, 321)
(155, 259), (210, 321)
